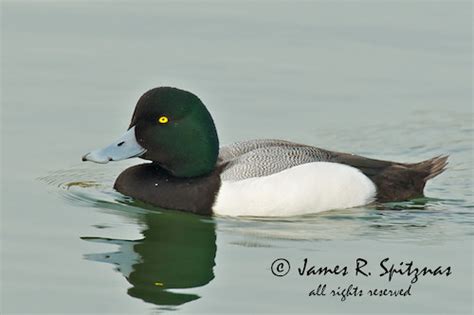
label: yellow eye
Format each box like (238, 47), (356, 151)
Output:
(158, 116), (169, 124)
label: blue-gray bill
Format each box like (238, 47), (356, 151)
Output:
(82, 126), (147, 164)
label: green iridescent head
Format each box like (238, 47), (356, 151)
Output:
(82, 87), (219, 178)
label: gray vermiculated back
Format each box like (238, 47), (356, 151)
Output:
(218, 139), (333, 181)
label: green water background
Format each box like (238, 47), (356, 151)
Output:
(1, 1), (472, 314)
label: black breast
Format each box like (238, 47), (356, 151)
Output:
(114, 163), (221, 215)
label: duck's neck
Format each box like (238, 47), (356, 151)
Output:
(156, 137), (219, 178)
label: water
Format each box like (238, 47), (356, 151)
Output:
(1, 1), (472, 314)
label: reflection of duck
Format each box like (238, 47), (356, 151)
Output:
(83, 210), (216, 307)
(82, 87), (448, 216)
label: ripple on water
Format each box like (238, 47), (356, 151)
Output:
(38, 164), (150, 215)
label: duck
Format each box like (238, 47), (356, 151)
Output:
(82, 87), (448, 216)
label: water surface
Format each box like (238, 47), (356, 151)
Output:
(2, 1), (472, 314)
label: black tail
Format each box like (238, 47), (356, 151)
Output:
(417, 155), (449, 181)
(331, 152), (449, 202)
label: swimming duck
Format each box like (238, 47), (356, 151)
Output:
(82, 87), (448, 216)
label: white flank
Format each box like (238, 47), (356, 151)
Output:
(213, 162), (376, 217)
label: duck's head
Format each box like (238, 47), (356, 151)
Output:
(82, 87), (219, 178)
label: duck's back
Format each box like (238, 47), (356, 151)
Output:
(219, 139), (333, 181)
(215, 139), (447, 215)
